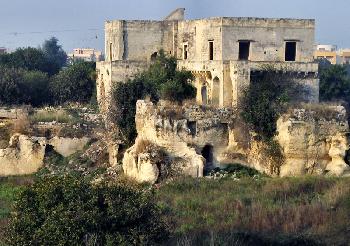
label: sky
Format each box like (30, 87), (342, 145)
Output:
(0, 0), (349, 53)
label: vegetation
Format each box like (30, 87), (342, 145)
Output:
(0, 37), (96, 107)
(111, 50), (195, 145)
(319, 64), (350, 102)
(157, 176), (350, 245)
(49, 61), (96, 105)
(6, 174), (169, 246)
(240, 66), (302, 140)
(0, 177), (31, 244)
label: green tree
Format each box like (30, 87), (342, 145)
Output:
(49, 62), (96, 104)
(0, 47), (49, 73)
(7, 174), (168, 245)
(41, 37), (67, 75)
(240, 66), (301, 140)
(21, 70), (50, 106)
(0, 66), (24, 105)
(319, 64), (350, 102)
(111, 51), (195, 145)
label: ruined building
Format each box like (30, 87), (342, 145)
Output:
(96, 8), (319, 110)
(95, 9), (348, 182)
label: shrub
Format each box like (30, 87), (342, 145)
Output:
(111, 50), (195, 145)
(49, 62), (96, 105)
(6, 174), (169, 245)
(240, 66), (302, 140)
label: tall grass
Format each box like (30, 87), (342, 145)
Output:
(157, 176), (350, 245)
(29, 110), (81, 124)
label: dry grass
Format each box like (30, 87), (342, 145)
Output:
(134, 139), (154, 156)
(157, 176), (350, 245)
(12, 115), (31, 135)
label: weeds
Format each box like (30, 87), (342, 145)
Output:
(157, 176), (350, 245)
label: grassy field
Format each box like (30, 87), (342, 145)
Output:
(1, 174), (349, 245)
(0, 177), (32, 245)
(157, 176), (350, 245)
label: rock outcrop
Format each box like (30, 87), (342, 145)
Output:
(0, 134), (92, 176)
(122, 101), (350, 183)
(276, 106), (350, 177)
(0, 134), (46, 176)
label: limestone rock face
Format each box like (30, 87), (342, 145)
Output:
(0, 134), (46, 176)
(122, 100), (238, 183)
(49, 136), (90, 157)
(123, 101), (350, 182)
(276, 107), (350, 177)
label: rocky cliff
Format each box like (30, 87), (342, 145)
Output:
(122, 101), (350, 183)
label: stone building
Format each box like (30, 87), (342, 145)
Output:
(96, 8), (319, 110)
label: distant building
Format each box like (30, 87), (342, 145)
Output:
(0, 47), (7, 55)
(68, 48), (103, 63)
(314, 45), (337, 64)
(337, 49), (350, 65)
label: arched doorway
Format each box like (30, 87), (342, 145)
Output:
(201, 85), (207, 105)
(212, 76), (220, 105)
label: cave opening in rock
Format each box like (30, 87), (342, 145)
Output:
(201, 144), (214, 169)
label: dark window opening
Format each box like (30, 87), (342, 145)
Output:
(151, 52), (158, 61)
(183, 45), (188, 60)
(188, 121), (196, 136)
(239, 41), (250, 60)
(201, 85), (207, 105)
(285, 42), (296, 61)
(209, 41), (214, 60)
(109, 43), (113, 61)
(201, 144), (214, 169)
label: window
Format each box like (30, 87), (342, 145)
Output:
(109, 43), (113, 61)
(239, 41), (250, 60)
(285, 41), (296, 61)
(209, 41), (214, 60)
(183, 44), (188, 60)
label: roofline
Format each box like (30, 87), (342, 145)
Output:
(106, 16), (315, 23)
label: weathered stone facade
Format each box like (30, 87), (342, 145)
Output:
(122, 101), (349, 183)
(96, 8), (319, 111)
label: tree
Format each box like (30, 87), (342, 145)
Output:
(0, 66), (24, 105)
(111, 51), (195, 145)
(41, 37), (67, 75)
(319, 64), (350, 102)
(0, 47), (48, 72)
(240, 66), (301, 140)
(0, 66), (50, 106)
(7, 174), (169, 245)
(49, 62), (96, 105)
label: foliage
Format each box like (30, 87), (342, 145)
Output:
(111, 50), (195, 145)
(319, 64), (350, 102)
(157, 176), (350, 245)
(41, 37), (67, 75)
(49, 61), (96, 105)
(0, 37), (67, 76)
(0, 66), (49, 106)
(6, 174), (169, 245)
(240, 66), (301, 140)
(0, 47), (48, 73)
(0, 38), (95, 107)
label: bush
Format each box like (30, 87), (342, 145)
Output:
(240, 66), (302, 140)
(111, 50), (195, 145)
(6, 174), (169, 245)
(49, 62), (96, 105)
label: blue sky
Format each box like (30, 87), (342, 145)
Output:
(0, 0), (349, 52)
